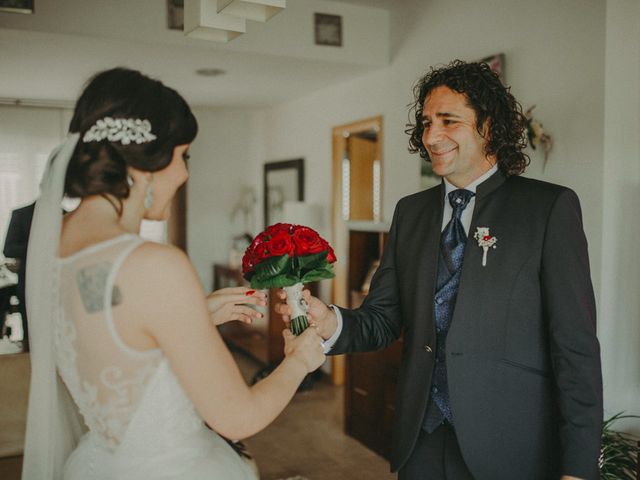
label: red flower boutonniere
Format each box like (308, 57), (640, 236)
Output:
(473, 227), (497, 267)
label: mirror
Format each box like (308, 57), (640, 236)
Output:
(263, 159), (304, 227)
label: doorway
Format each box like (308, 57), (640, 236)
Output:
(330, 115), (383, 385)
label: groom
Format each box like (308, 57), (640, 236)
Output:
(280, 61), (603, 479)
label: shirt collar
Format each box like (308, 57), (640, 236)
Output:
(443, 163), (499, 196)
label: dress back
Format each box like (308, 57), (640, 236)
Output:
(55, 234), (161, 451)
(54, 234), (257, 479)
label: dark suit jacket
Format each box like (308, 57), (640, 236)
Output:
(331, 171), (603, 480)
(3, 202), (35, 329)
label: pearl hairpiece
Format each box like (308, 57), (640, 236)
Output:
(82, 117), (157, 145)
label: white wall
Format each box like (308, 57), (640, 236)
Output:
(600, 0), (640, 431)
(243, 0), (640, 418)
(187, 108), (264, 289)
(0, 106), (69, 240)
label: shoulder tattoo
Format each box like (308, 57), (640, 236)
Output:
(76, 262), (123, 313)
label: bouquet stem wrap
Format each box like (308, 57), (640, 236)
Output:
(284, 282), (309, 335)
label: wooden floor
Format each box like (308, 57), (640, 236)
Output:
(236, 353), (396, 480)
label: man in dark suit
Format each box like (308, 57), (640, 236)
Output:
(3, 201), (35, 351)
(280, 61), (602, 479)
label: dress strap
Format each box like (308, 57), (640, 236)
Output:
(103, 237), (161, 358)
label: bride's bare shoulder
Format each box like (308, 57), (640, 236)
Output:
(120, 241), (197, 290)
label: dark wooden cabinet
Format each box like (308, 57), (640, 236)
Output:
(344, 228), (401, 460)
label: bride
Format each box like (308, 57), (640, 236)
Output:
(22, 68), (325, 479)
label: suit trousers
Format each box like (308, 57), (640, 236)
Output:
(398, 423), (474, 480)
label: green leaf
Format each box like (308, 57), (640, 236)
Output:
(599, 411), (640, 477)
(301, 264), (335, 283)
(250, 274), (299, 290)
(252, 255), (291, 281)
(298, 250), (328, 267)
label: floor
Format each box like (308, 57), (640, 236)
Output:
(0, 352), (29, 480)
(0, 349), (395, 480)
(235, 352), (396, 480)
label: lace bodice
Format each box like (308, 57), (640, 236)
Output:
(54, 234), (162, 450)
(52, 234), (257, 480)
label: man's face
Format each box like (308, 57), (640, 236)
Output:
(421, 86), (494, 188)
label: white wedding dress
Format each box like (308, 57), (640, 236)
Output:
(53, 233), (258, 480)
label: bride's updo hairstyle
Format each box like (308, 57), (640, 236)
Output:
(65, 68), (197, 210)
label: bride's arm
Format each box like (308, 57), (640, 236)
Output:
(117, 243), (325, 440)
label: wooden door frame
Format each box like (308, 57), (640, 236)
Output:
(330, 115), (383, 385)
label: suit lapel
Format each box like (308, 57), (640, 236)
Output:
(450, 170), (507, 334)
(412, 183), (445, 343)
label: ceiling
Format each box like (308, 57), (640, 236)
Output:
(335, 0), (393, 8)
(0, 0), (393, 109)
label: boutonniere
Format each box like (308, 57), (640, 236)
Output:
(473, 227), (497, 267)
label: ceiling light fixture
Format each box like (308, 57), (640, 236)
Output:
(217, 0), (286, 22)
(195, 68), (227, 77)
(184, 0), (246, 43)
(184, 0), (286, 42)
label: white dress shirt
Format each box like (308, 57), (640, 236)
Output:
(323, 165), (499, 353)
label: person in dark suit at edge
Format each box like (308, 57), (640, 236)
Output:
(278, 60), (603, 479)
(3, 201), (35, 351)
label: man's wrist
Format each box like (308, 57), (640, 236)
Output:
(320, 305), (343, 353)
(320, 304), (338, 340)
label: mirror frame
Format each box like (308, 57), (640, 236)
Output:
(263, 158), (305, 228)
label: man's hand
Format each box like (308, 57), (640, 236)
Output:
(206, 287), (266, 326)
(275, 288), (338, 340)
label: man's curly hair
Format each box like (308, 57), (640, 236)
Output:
(406, 60), (529, 177)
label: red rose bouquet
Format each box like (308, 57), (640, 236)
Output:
(242, 223), (336, 335)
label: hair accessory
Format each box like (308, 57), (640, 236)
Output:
(144, 178), (154, 209)
(82, 117), (157, 145)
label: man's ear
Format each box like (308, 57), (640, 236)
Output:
(480, 118), (491, 140)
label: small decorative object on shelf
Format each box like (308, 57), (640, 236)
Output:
(242, 223), (336, 335)
(525, 105), (553, 171)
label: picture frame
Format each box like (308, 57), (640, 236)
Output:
(0, 0), (34, 14)
(314, 13), (342, 47)
(263, 159), (304, 228)
(167, 0), (184, 31)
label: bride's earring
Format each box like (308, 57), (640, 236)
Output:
(126, 175), (134, 188)
(144, 177), (154, 209)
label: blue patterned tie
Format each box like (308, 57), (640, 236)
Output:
(424, 188), (475, 433)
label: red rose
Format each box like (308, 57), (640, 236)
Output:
(256, 231), (271, 244)
(326, 246), (337, 263)
(292, 227), (325, 256)
(242, 252), (254, 274)
(253, 242), (270, 263)
(266, 223), (292, 236)
(483, 235), (491, 241)
(268, 231), (294, 257)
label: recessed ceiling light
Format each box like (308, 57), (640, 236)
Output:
(195, 68), (227, 77)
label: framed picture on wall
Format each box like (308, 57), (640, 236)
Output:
(314, 13), (342, 47)
(263, 159), (304, 228)
(167, 0), (184, 30)
(0, 0), (34, 14)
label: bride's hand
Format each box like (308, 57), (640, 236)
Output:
(282, 327), (326, 373)
(206, 287), (267, 326)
